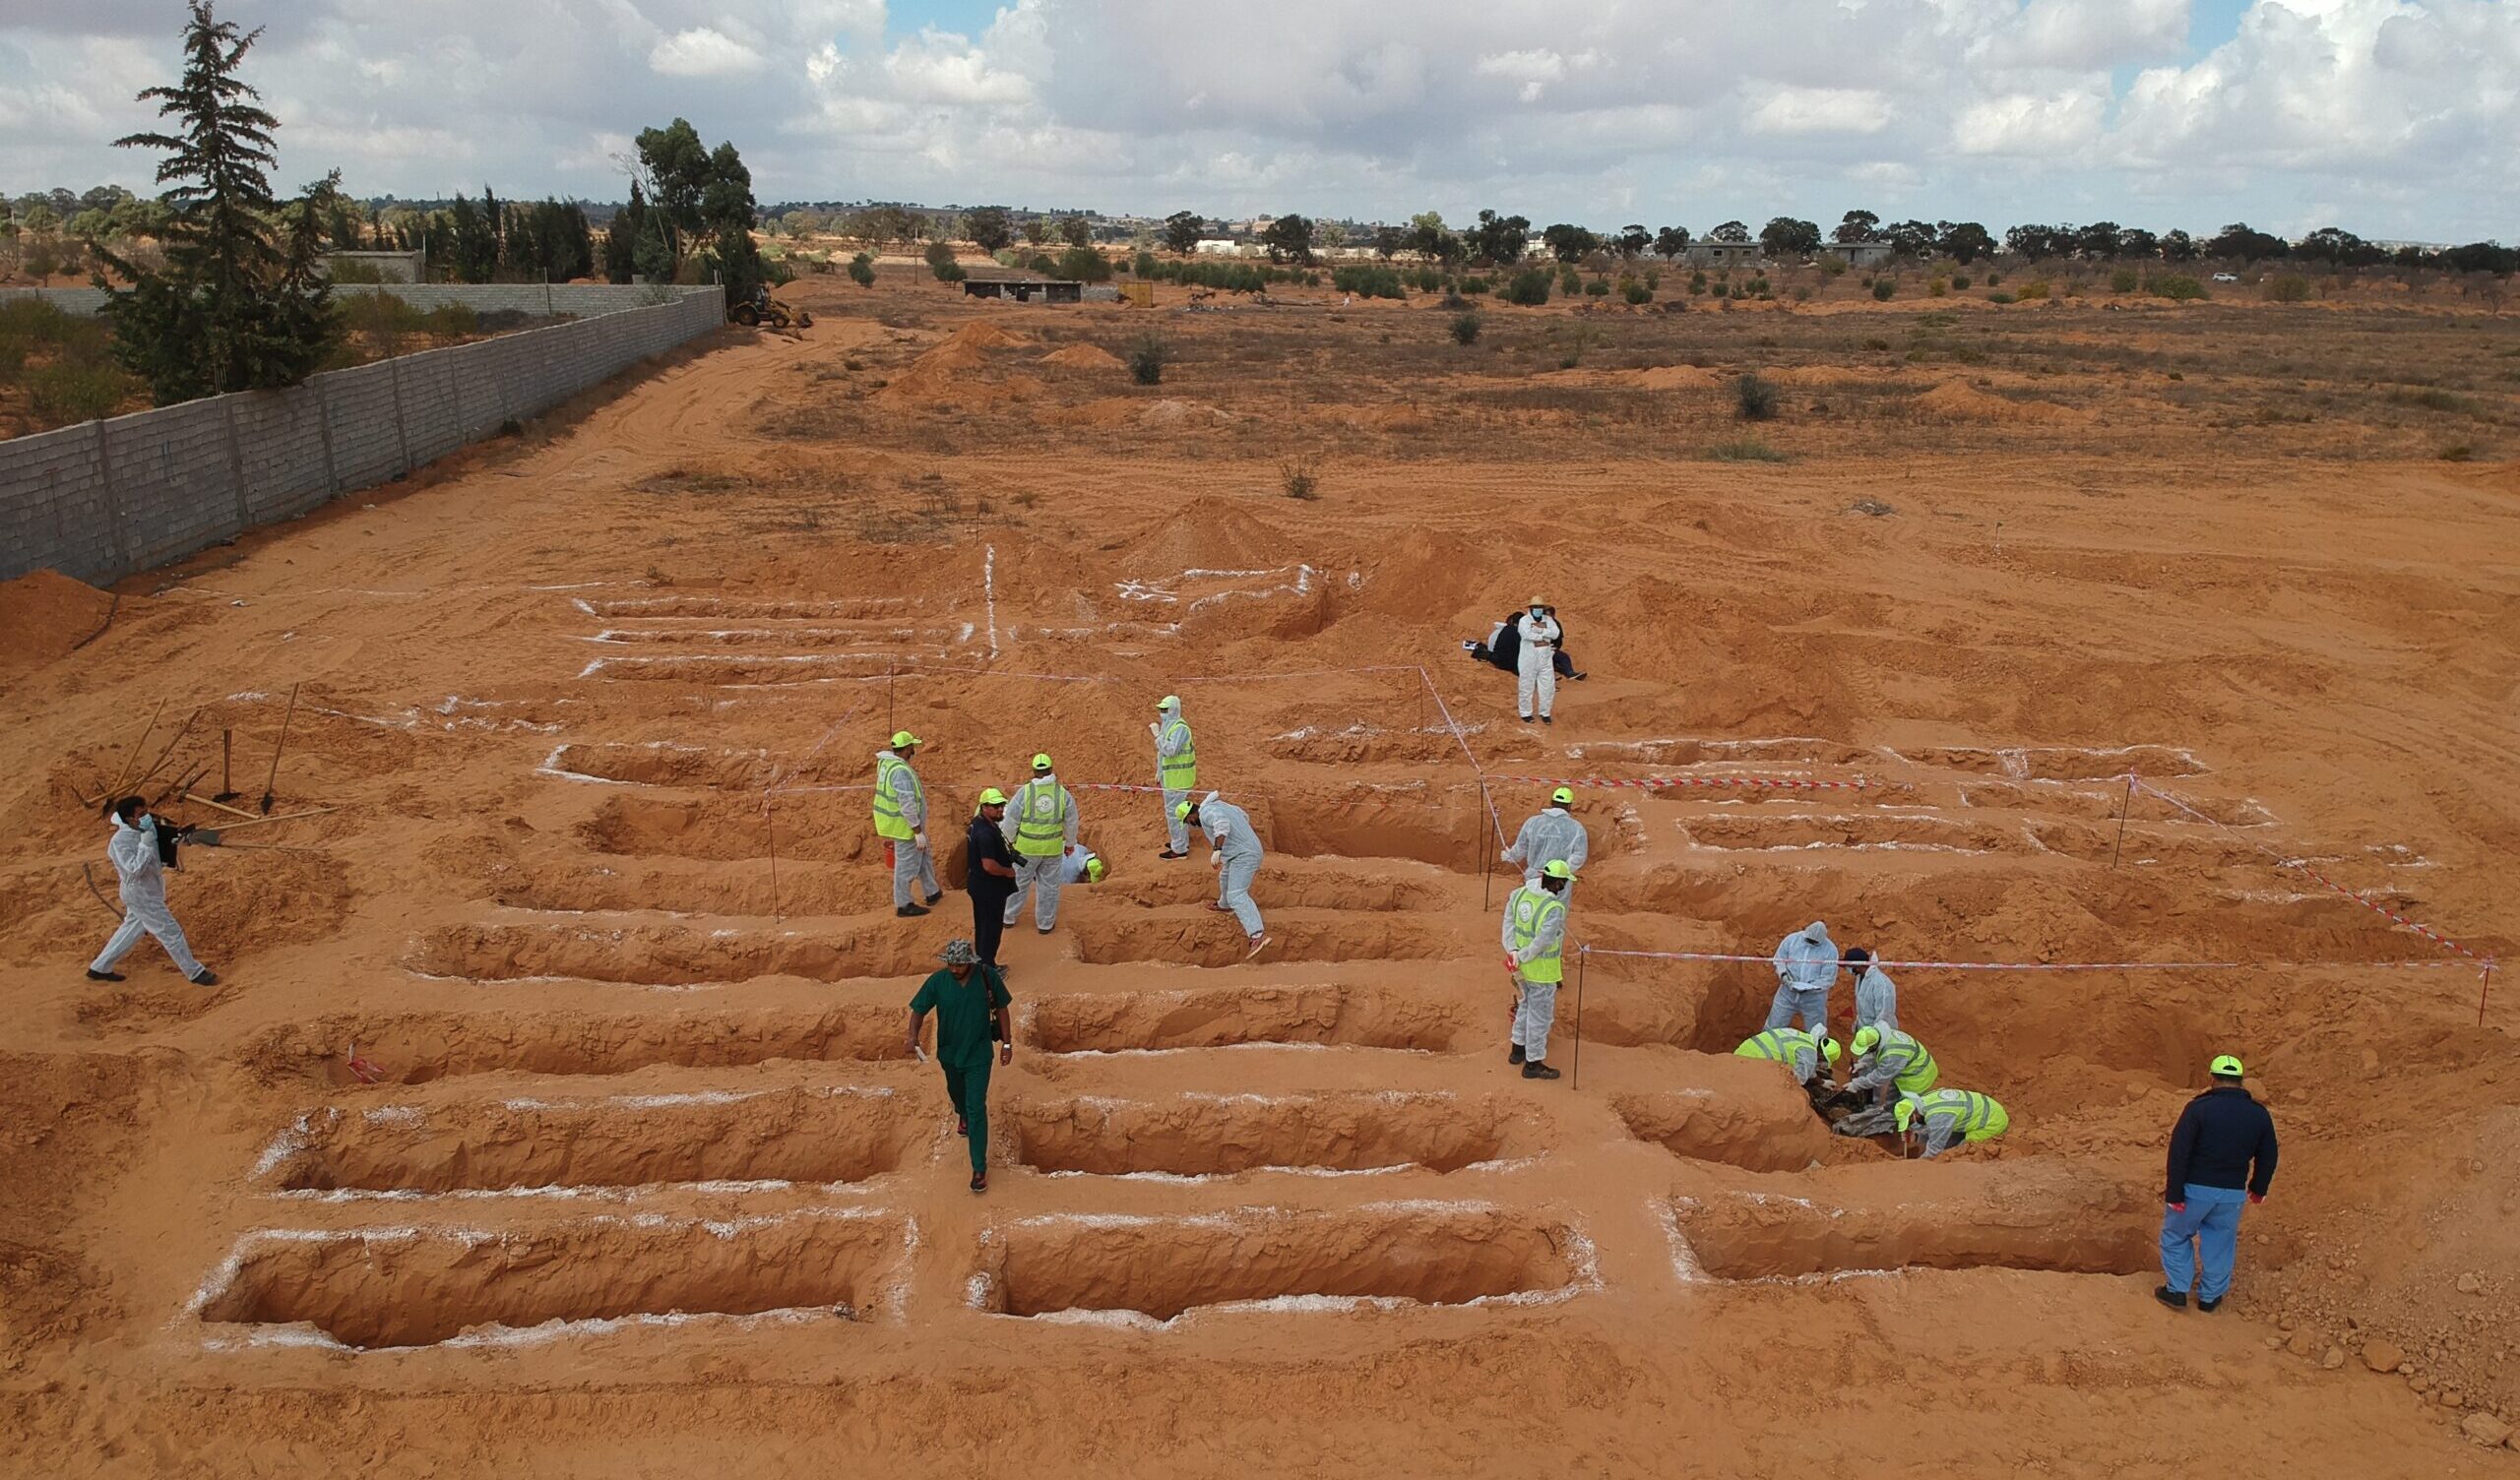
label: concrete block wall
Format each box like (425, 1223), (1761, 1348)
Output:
(0, 287), (722, 586)
(0, 283), (709, 321)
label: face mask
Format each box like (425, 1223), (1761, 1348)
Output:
(136, 814), (153, 827)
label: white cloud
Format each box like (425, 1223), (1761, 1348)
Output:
(2, 0), (2513, 243)
(649, 27), (766, 78)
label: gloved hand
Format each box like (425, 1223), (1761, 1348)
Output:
(914, 832), (927, 849)
(2247, 1193), (2265, 1205)
(1209, 852), (1223, 869)
(2167, 1202), (2186, 1213)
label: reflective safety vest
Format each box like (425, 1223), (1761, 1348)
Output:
(1917, 1089), (2008, 1141)
(1507, 888), (1566, 985)
(1735, 1027), (1820, 1064)
(1876, 1029), (1940, 1094)
(872, 754), (921, 841)
(1011, 776), (1071, 858)
(1159, 717), (1197, 790)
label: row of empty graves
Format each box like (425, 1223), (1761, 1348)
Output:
(185, 591), (2456, 1353)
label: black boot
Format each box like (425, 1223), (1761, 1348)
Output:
(2153, 1285), (2187, 1311)
(1508, 1044), (1526, 1066)
(1522, 1061), (1561, 1080)
(896, 904), (930, 918)
(86, 968), (124, 982)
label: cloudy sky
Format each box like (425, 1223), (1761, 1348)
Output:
(5, 0), (2515, 242)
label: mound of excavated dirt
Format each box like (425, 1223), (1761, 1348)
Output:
(1115, 495), (1286, 576)
(935, 322), (1035, 352)
(1765, 365), (1899, 388)
(1917, 379), (2091, 424)
(1618, 365), (1720, 391)
(0, 571), (117, 686)
(1136, 399), (1232, 429)
(1040, 344), (1126, 371)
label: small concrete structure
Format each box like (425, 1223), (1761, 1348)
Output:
(1819, 241), (1896, 269)
(1681, 242), (1763, 269)
(963, 278), (1082, 304)
(321, 249), (427, 282)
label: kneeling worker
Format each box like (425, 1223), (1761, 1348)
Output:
(1734, 1025), (1842, 1112)
(1896, 1088), (2008, 1159)
(905, 939), (1012, 1194)
(1502, 859), (1574, 1080)
(1845, 1024), (1938, 1104)
(1180, 793), (1269, 959)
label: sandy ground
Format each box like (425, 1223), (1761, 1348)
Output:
(2, 272), (2517, 1477)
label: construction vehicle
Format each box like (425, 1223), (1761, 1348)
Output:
(728, 284), (812, 330)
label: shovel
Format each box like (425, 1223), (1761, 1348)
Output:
(259, 683), (299, 815)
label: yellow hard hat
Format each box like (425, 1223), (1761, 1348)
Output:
(1174, 800), (1194, 822)
(1086, 855), (1105, 883)
(2210, 1054), (2244, 1078)
(891, 730), (921, 749)
(1541, 859), (1574, 880)
(1894, 1099), (1916, 1132)
(1550, 786), (1574, 805)
(1852, 1025), (1881, 1056)
(1821, 1036), (1842, 1064)
(976, 787), (1008, 807)
(1032, 753), (1053, 771)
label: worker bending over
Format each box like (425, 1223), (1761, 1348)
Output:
(1000, 754), (1080, 935)
(1734, 1025), (1840, 1087)
(1501, 859), (1573, 1080)
(873, 731), (942, 917)
(1514, 597), (1562, 724)
(88, 796), (218, 986)
(1502, 786), (1588, 884)
(1896, 1088), (2009, 1158)
(1767, 921), (1841, 1044)
(1180, 793), (1269, 958)
(1845, 1024), (1938, 1104)
(1152, 695), (1197, 859)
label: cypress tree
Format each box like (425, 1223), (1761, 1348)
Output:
(97, 0), (340, 401)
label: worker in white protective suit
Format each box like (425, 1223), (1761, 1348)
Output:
(873, 731), (942, 917)
(1513, 597), (1562, 724)
(1845, 946), (1897, 1033)
(87, 796), (218, 985)
(1152, 695), (1197, 859)
(1180, 793), (1270, 959)
(1501, 859), (1574, 1079)
(1502, 786), (1589, 886)
(1000, 754), (1081, 934)
(1059, 844), (1107, 887)
(1767, 920), (1840, 1044)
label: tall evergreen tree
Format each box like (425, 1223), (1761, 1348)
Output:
(603, 182), (647, 283)
(97, 1), (339, 401)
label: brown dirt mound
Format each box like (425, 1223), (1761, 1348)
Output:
(937, 322), (1035, 351)
(1766, 365), (1897, 388)
(1917, 379), (2090, 424)
(1618, 365), (1720, 391)
(1040, 344), (1125, 371)
(1136, 399), (1232, 429)
(1113, 494), (1286, 576)
(0, 571), (117, 686)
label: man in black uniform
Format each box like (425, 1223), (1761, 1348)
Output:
(965, 787), (1019, 973)
(2156, 1053), (2280, 1312)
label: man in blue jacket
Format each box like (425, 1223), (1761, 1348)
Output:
(2157, 1053), (2280, 1312)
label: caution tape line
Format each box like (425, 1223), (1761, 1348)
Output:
(1577, 946), (2486, 974)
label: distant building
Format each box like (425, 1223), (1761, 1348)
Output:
(1680, 241), (1763, 269)
(1193, 239), (1259, 257)
(1818, 241), (1896, 269)
(321, 248), (426, 282)
(963, 278), (1081, 303)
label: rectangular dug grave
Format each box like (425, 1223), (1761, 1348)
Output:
(194, 1209), (911, 1350)
(1025, 985), (1466, 1054)
(261, 1086), (919, 1196)
(1668, 1167), (2154, 1281)
(978, 1204), (1587, 1324)
(1009, 1092), (1512, 1177)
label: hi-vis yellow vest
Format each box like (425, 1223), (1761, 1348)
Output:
(872, 754), (920, 840)
(1012, 777), (1069, 858)
(1508, 888), (1566, 984)
(1160, 717), (1197, 789)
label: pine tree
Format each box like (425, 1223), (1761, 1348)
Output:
(603, 182), (646, 283)
(97, 1), (339, 402)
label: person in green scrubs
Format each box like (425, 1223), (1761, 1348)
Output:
(906, 938), (1013, 1192)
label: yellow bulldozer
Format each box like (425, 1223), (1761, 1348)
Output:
(728, 285), (812, 330)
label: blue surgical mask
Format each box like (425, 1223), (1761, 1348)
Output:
(137, 814), (153, 827)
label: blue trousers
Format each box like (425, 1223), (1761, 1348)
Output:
(2160, 1184), (2247, 1301)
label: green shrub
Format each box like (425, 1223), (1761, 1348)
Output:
(423, 303), (478, 336)
(1621, 280), (1651, 305)
(2149, 275), (2207, 301)
(1987, 291), (2015, 304)
(1871, 278), (1895, 301)
(1861, 337), (1891, 351)
(1985, 271), (2003, 285)
(932, 262), (967, 282)
(848, 253), (875, 287)
(1449, 311), (1481, 345)
(2439, 444), (2476, 462)
(1951, 275), (1972, 290)
(1705, 437), (1789, 462)
(2390, 387), (2472, 413)
(1133, 251), (1158, 278)
(28, 359), (130, 422)
(2110, 266), (2141, 293)
(1502, 269), (1551, 306)
(1458, 275), (1490, 295)
(1280, 457), (1319, 500)
(1129, 336), (1168, 385)
(1332, 264), (1406, 299)
(2015, 279), (2050, 300)
(1927, 278), (1948, 297)
(1733, 372), (1779, 421)
(2263, 273), (2310, 303)
(1584, 278), (1609, 297)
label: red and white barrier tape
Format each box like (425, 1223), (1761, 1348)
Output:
(1486, 773), (1870, 791)
(2129, 775), (2486, 963)
(1578, 945), (2481, 974)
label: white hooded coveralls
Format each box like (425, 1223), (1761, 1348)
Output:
(89, 815), (206, 978)
(1513, 610), (1561, 719)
